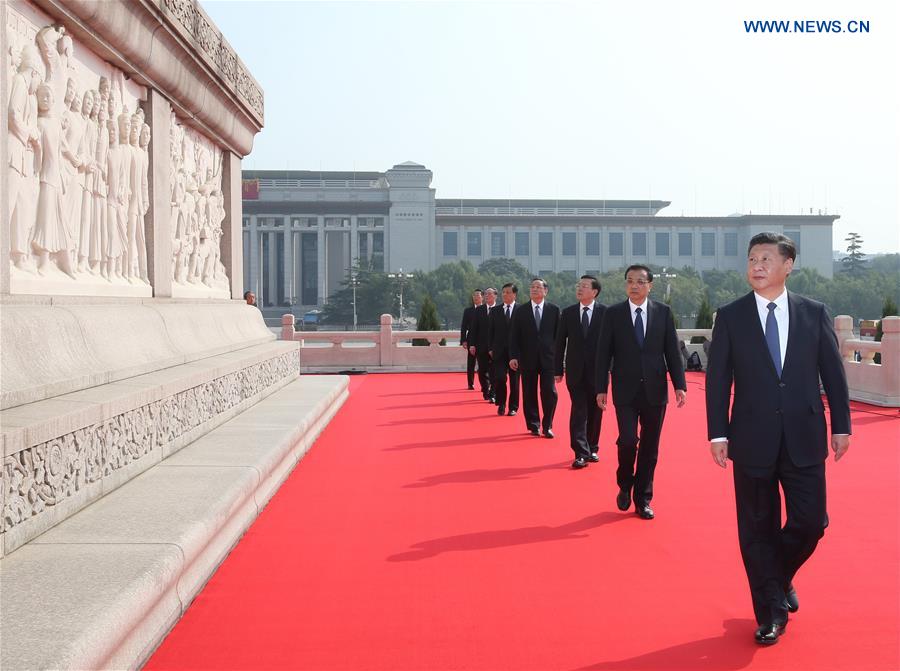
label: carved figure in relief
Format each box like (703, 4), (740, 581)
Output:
(31, 83), (76, 277)
(106, 118), (128, 278)
(77, 90), (99, 273)
(61, 92), (85, 257)
(7, 45), (42, 272)
(91, 99), (110, 277)
(126, 115), (149, 283)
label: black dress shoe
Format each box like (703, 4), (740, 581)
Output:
(542, 428), (555, 439)
(572, 458), (588, 469)
(783, 584), (799, 613)
(616, 488), (631, 511)
(587, 452), (599, 463)
(497, 404), (506, 416)
(468, 385), (475, 390)
(754, 622), (787, 645)
(636, 505), (654, 520)
(507, 409), (517, 416)
(529, 428), (540, 436)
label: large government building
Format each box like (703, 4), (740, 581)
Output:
(242, 163), (838, 315)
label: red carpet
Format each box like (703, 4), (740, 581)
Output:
(146, 373), (899, 671)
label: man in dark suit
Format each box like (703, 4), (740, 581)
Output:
(706, 232), (851, 646)
(489, 283), (520, 416)
(555, 275), (607, 469)
(510, 278), (560, 438)
(459, 290), (482, 390)
(596, 265), (686, 520)
(469, 287), (497, 402)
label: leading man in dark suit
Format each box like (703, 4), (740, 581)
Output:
(555, 275), (607, 469)
(489, 283), (520, 416)
(596, 265), (686, 520)
(459, 290), (483, 390)
(510, 278), (560, 437)
(706, 232), (851, 645)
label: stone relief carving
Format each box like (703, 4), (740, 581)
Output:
(2, 352), (299, 533)
(6, 10), (150, 288)
(170, 111), (229, 289)
(162, 0), (264, 119)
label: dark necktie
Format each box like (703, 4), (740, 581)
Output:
(765, 302), (782, 377)
(634, 307), (645, 348)
(505, 305), (511, 323)
(581, 306), (590, 337)
(534, 304), (542, 330)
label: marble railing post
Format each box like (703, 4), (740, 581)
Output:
(834, 315), (854, 359)
(281, 313), (295, 341)
(881, 316), (899, 381)
(222, 151), (243, 300)
(380, 314), (393, 366)
(145, 91), (173, 296)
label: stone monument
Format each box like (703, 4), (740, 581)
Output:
(0, 5), (323, 667)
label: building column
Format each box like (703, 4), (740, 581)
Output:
(282, 228), (293, 305)
(577, 224), (585, 275)
(144, 90), (173, 297)
(293, 229), (301, 304)
(267, 231), (277, 305)
(350, 215), (359, 267)
(248, 216), (260, 296)
(317, 216), (326, 304)
(221, 150), (243, 299)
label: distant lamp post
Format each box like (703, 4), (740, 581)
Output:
(349, 272), (360, 331)
(387, 267), (414, 328)
(660, 267), (678, 303)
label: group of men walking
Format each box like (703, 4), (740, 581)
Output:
(458, 232), (852, 646)
(461, 266), (686, 522)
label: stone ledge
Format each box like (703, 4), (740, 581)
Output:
(1, 340), (300, 554)
(1, 301), (275, 410)
(0, 374), (348, 671)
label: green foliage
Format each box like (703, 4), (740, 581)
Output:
(876, 296), (899, 343)
(413, 296), (444, 346)
(692, 294), (714, 342)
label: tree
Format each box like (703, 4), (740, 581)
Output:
(841, 232), (866, 276)
(693, 293), (714, 343)
(413, 295), (444, 346)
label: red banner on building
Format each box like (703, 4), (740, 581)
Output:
(242, 179), (259, 200)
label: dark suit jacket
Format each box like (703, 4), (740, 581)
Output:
(705, 291), (851, 469)
(489, 303), (518, 363)
(554, 301), (607, 386)
(595, 299), (686, 406)
(460, 306), (476, 346)
(469, 303), (495, 352)
(509, 301), (560, 372)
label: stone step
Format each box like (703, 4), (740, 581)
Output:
(0, 374), (348, 671)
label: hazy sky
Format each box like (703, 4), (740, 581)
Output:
(202, 0), (899, 252)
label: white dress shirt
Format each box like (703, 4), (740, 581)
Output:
(629, 298), (648, 336)
(754, 289), (789, 367)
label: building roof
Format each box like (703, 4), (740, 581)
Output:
(435, 198), (671, 210)
(243, 169), (384, 181)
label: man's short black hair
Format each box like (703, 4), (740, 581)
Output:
(580, 274), (601, 295)
(531, 277), (548, 290)
(625, 265), (654, 283)
(472, 289), (483, 295)
(748, 232), (797, 261)
(502, 282), (518, 295)
(243, 290), (253, 300)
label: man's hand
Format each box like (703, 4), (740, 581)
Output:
(832, 435), (850, 462)
(554, 375), (563, 384)
(596, 393), (607, 411)
(509, 359), (519, 371)
(710, 441), (728, 468)
(675, 389), (687, 408)
(469, 346), (476, 356)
